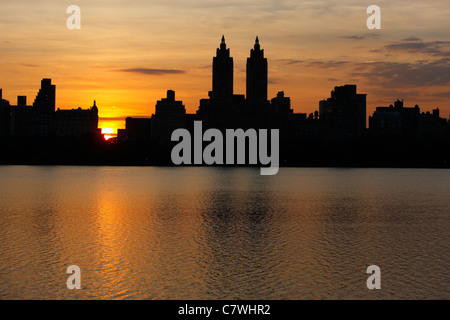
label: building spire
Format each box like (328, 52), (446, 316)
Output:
(254, 35), (261, 51)
(219, 35), (227, 50)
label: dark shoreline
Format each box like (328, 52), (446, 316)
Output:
(1, 135), (449, 169)
(1, 163), (449, 169)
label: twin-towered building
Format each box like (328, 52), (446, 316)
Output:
(205, 35), (269, 114)
(206, 35), (268, 112)
(122, 36), (368, 144)
(121, 36), (286, 144)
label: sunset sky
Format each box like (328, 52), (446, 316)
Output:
(1, 0), (450, 131)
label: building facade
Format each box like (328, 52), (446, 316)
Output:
(319, 85), (367, 137)
(1, 79), (99, 137)
(55, 101), (99, 137)
(246, 36), (268, 113)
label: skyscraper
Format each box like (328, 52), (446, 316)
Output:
(151, 90), (186, 144)
(319, 85), (367, 137)
(246, 36), (268, 112)
(0, 89), (11, 137)
(212, 36), (233, 103)
(33, 78), (55, 114)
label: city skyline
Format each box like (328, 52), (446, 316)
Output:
(1, 1), (450, 132)
(2, 36), (448, 145)
(2, 1), (450, 305)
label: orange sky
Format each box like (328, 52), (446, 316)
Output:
(1, 0), (450, 132)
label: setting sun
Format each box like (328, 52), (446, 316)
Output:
(101, 128), (116, 140)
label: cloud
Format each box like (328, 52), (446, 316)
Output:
(428, 91), (450, 98)
(306, 60), (348, 67)
(119, 68), (185, 75)
(196, 65), (211, 69)
(274, 59), (304, 65)
(278, 59), (348, 68)
(353, 58), (450, 87)
(401, 37), (421, 42)
(340, 33), (380, 41)
(341, 35), (365, 40)
(366, 87), (420, 104)
(384, 41), (450, 57)
(277, 55), (450, 90)
(275, 59), (349, 68)
(20, 63), (37, 68)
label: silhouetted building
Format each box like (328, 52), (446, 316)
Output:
(271, 91), (292, 114)
(447, 116), (450, 139)
(151, 90), (186, 144)
(369, 100), (419, 137)
(27, 79), (56, 136)
(173, 40), (367, 141)
(33, 78), (55, 114)
(417, 108), (447, 139)
(4, 79), (99, 137)
(55, 101), (99, 137)
(198, 36), (240, 123)
(212, 36), (234, 104)
(320, 85), (366, 137)
(9, 103), (33, 137)
(8, 79), (56, 136)
(247, 36), (268, 112)
(119, 117), (152, 142)
(369, 100), (448, 140)
(198, 36), (270, 130)
(287, 113), (325, 138)
(0, 89), (11, 137)
(369, 105), (402, 136)
(17, 96), (27, 107)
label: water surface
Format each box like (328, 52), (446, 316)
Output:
(0, 166), (449, 299)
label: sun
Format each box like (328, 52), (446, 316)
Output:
(101, 128), (116, 140)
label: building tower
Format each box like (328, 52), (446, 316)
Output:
(33, 78), (55, 114)
(212, 36), (233, 103)
(246, 36), (268, 112)
(319, 85), (366, 136)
